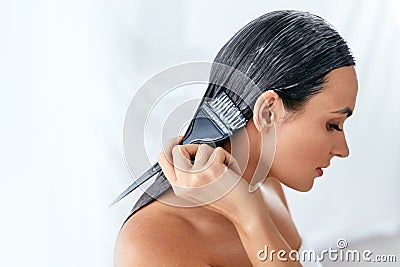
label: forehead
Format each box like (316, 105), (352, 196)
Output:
(305, 66), (358, 114)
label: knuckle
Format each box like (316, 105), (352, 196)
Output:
(171, 136), (180, 143)
(199, 144), (208, 150)
(171, 145), (180, 153)
(164, 138), (176, 148)
(214, 147), (225, 157)
(215, 146), (224, 153)
(157, 152), (168, 162)
(204, 168), (215, 177)
(177, 175), (195, 188)
(189, 176), (201, 187)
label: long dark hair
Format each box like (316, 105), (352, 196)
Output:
(205, 10), (355, 119)
(126, 10), (356, 219)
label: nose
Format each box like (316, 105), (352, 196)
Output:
(330, 132), (350, 158)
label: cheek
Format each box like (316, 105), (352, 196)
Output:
(270, 123), (332, 188)
(285, 121), (332, 161)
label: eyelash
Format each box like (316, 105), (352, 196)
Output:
(327, 123), (343, 132)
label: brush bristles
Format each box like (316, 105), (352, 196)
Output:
(205, 91), (247, 132)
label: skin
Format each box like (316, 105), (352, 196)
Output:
(114, 65), (358, 266)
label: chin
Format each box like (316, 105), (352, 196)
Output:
(298, 179), (315, 192)
(280, 177), (315, 192)
(296, 183), (314, 192)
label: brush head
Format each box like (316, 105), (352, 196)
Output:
(181, 91), (248, 146)
(206, 91), (248, 131)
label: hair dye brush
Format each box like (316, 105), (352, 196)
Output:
(109, 91), (247, 206)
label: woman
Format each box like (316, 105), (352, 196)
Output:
(114, 10), (358, 266)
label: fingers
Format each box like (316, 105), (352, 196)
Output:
(158, 136), (241, 186)
(160, 136), (184, 164)
(193, 144), (215, 170)
(209, 147), (242, 176)
(158, 136), (200, 182)
(157, 136), (184, 183)
(157, 148), (177, 183)
(172, 144), (197, 171)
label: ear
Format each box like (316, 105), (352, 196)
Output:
(253, 90), (284, 132)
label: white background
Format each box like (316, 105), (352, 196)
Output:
(1, 0), (399, 266)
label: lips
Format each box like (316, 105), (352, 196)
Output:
(316, 165), (329, 176)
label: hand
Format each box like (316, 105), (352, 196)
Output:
(157, 136), (264, 222)
(157, 137), (302, 266)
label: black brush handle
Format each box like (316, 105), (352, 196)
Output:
(108, 162), (162, 206)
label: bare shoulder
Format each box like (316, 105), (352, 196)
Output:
(114, 202), (208, 267)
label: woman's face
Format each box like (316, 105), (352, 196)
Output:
(270, 66), (358, 192)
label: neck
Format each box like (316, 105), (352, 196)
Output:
(222, 118), (272, 186)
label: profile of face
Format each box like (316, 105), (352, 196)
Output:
(252, 66), (358, 192)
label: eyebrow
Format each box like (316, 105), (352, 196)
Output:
(331, 107), (353, 118)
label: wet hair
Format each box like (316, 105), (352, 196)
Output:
(126, 10), (356, 219)
(204, 10), (355, 120)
